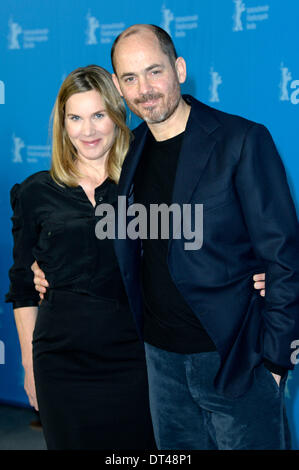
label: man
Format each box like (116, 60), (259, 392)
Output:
(33, 25), (299, 449)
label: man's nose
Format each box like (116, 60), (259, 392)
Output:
(138, 75), (152, 96)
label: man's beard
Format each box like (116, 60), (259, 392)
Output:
(131, 83), (181, 124)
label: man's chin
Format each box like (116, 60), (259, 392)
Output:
(142, 109), (169, 124)
(129, 104), (169, 124)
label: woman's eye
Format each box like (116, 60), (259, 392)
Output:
(95, 113), (104, 119)
(70, 115), (80, 121)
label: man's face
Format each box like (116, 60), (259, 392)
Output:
(112, 30), (185, 124)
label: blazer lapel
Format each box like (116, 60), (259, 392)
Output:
(171, 97), (220, 206)
(118, 123), (149, 196)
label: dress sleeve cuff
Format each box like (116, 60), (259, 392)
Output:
(263, 359), (288, 377)
(12, 300), (39, 309)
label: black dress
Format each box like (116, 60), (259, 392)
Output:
(6, 171), (156, 450)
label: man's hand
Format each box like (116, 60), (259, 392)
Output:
(253, 273), (265, 297)
(31, 261), (48, 300)
(271, 372), (281, 387)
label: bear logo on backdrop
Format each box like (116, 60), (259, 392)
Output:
(233, 0), (246, 31)
(8, 18), (22, 49)
(232, 0), (270, 31)
(161, 4), (175, 35)
(11, 134), (51, 164)
(85, 10), (125, 45)
(209, 67), (222, 103)
(279, 63), (299, 105)
(160, 3), (198, 39)
(85, 11), (100, 45)
(7, 16), (49, 49)
(12, 135), (25, 163)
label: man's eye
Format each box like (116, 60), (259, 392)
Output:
(125, 77), (135, 83)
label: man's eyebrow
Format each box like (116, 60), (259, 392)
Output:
(120, 64), (165, 80)
(145, 64), (164, 72)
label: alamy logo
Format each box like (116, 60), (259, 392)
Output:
(209, 68), (222, 103)
(0, 341), (4, 365)
(86, 11), (100, 45)
(290, 340), (299, 365)
(0, 81), (5, 104)
(12, 134), (25, 163)
(95, 197), (204, 251)
(233, 0), (246, 31)
(279, 63), (299, 105)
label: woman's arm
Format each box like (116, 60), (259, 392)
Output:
(13, 306), (39, 410)
(6, 181), (41, 409)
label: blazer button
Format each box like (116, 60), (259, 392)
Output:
(98, 196), (103, 202)
(48, 231), (51, 236)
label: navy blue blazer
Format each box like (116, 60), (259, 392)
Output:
(114, 95), (299, 397)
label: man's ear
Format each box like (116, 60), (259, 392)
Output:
(175, 57), (187, 85)
(112, 73), (123, 97)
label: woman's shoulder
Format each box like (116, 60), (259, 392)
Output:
(20, 170), (51, 187)
(10, 171), (52, 207)
(13, 170), (53, 191)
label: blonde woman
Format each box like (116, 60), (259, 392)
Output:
(6, 65), (155, 450)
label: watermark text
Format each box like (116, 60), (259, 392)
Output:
(95, 197), (203, 251)
(290, 339), (299, 365)
(0, 81), (5, 104)
(0, 341), (5, 365)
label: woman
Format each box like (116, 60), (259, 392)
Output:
(6, 65), (156, 450)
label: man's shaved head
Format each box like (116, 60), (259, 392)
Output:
(111, 24), (178, 74)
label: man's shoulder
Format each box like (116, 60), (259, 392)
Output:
(185, 94), (261, 134)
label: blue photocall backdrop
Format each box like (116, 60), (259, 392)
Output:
(0, 0), (298, 448)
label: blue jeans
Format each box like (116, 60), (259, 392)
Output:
(144, 343), (291, 450)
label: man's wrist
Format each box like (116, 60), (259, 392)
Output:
(263, 359), (287, 377)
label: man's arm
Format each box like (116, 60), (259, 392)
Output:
(235, 123), (299, 374)
(32, 262), (266, 298)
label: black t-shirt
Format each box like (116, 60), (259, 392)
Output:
(134, 131), (216, 353)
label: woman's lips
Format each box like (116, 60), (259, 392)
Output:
(81, 138), (101, 146)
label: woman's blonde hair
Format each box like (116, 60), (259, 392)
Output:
(50, 64), (131, 186)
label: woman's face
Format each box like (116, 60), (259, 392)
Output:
(65, 89), (116, 165)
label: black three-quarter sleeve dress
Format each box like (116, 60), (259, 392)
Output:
(6, 171), (156, 450)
